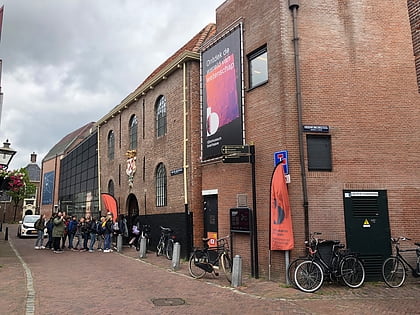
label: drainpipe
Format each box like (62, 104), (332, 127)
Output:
(183, 62), (192, 255)
(289, 0), (309, 240)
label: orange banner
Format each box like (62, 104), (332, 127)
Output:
(270, 163), (294, 250)
(101, 193), (118, 220)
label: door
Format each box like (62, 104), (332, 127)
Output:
(343, 190), (392, 280)
(203, 194), (218, 248)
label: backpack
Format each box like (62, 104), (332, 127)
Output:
(96, 222), (104, 235)
(68, 220), (77, 234)
(34, 219), (42, 230)
(113, 222), (119, 232)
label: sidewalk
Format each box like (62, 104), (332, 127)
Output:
(117, 242), (420, 302)
(1, 226), (419, 311)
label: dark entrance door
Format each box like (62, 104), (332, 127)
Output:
(343, 190), (391, 280)
(203, 194), (218, 247)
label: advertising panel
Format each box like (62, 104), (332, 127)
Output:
(201, 25), (243, 160)
(42, 171), (55, 205)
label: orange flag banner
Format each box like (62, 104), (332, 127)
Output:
(270, 163), (294, 250)
(101, 193), (118, 220)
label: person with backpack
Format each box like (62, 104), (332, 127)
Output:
(67, 216), (78, 250)
(45, 215), (55, 249)
(103, 212), (113, 253)
(88, 217), (98, 253)
(96, 216), (105, 251)
(34, 214), (46, 249)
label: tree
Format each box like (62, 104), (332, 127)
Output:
(5, 168), (36, 221)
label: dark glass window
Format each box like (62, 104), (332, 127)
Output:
(129, 115), (138, 150)
(156, 96), (167, 137)
(107, 130), (115, 160)
(249, 46), (268, 88)
(307, 135), (332, 171)
(156, 163), (167, 207)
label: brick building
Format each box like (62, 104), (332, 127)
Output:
(199, 0), (419, 280)
(96, 0), (419, 279)
(97, 25), (216, 255)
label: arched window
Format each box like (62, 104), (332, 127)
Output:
(129, 115), (138, 150)
(156, 163), (167, 207)
(155, 96), (167, 137)
(107, 130), (114, 160)
(108, 179), (114, 196)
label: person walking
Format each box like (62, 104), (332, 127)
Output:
(52, 212), (66, 253)
(34, 214), (46, 249)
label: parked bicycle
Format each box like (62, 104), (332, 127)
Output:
(293, 232), (365, 293)
(382, 236), (420, 288)
(188, 235), (232, 283)
(156, 226), (176, 260)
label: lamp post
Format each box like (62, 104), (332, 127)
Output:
(0, 140), (16, 170)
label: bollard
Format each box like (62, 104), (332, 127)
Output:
(139, 236), (147, 258)
(5, 226), (8, 241)
(171, 242), (181, 270)
(116, 234), (123, 252)
(231, 255), (242, 287)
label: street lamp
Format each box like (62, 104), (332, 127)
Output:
(0, 140), (16, 169)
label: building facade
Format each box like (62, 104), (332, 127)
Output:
(199, 0), (419, 280)
(97, 25), (216, 255)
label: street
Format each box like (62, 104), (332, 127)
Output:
(1, 224), (419, 315)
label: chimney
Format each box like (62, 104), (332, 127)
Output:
(30, 152), (37, 163)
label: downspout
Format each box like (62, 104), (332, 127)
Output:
(97, 125), (102, 215)
(183, 61), (192, 255)
(289, 0), (309, 240)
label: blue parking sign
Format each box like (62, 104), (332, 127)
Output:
(273, 150), (289, 175)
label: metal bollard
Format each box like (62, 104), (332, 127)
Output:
(231, 255), (242, 287)
(171, 242), (181, 270)
(139, 236), (147, 258)
(5, 226), (8, 241)
(116, 234), (123, 252)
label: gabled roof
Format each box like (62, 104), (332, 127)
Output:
(25, 163), (41, 182)
(97, 23), (216, 126)
(43, 122), (95, 162)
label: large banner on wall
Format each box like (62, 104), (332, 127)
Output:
(42, 171), (55, 205)
(201, 25), (243, 160)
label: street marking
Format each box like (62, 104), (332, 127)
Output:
(8, 240), (36, 315)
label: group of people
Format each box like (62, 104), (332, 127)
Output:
(33, 211), (142, 254)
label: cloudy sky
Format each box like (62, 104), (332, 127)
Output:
(0, 0), (225, 170)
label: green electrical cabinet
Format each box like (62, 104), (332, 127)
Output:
(343, 190), (392, 280)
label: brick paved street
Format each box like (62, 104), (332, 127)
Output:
(0, 224), (419, 315)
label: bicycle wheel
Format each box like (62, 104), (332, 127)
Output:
(340, 255), (365, 288)
(294, 260), (324, 293)
(220, 253), (232, 283)
(156, 238), (164, 256)
(287, 258), (307, 288)
(189, 250), (208, 279)
(166, 239), (174, 260)
(382, 256), (406, 288)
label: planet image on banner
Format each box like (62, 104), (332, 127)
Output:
(273, 198), (285, 225)
(207, 107), (220, 136)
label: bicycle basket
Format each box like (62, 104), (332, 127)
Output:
(317, 240), (339, 267)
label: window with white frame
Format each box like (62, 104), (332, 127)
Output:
(156, 96), (167, 137)
(129, 115), (138, 150)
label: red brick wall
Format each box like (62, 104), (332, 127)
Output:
(210, 0), (420, 278)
